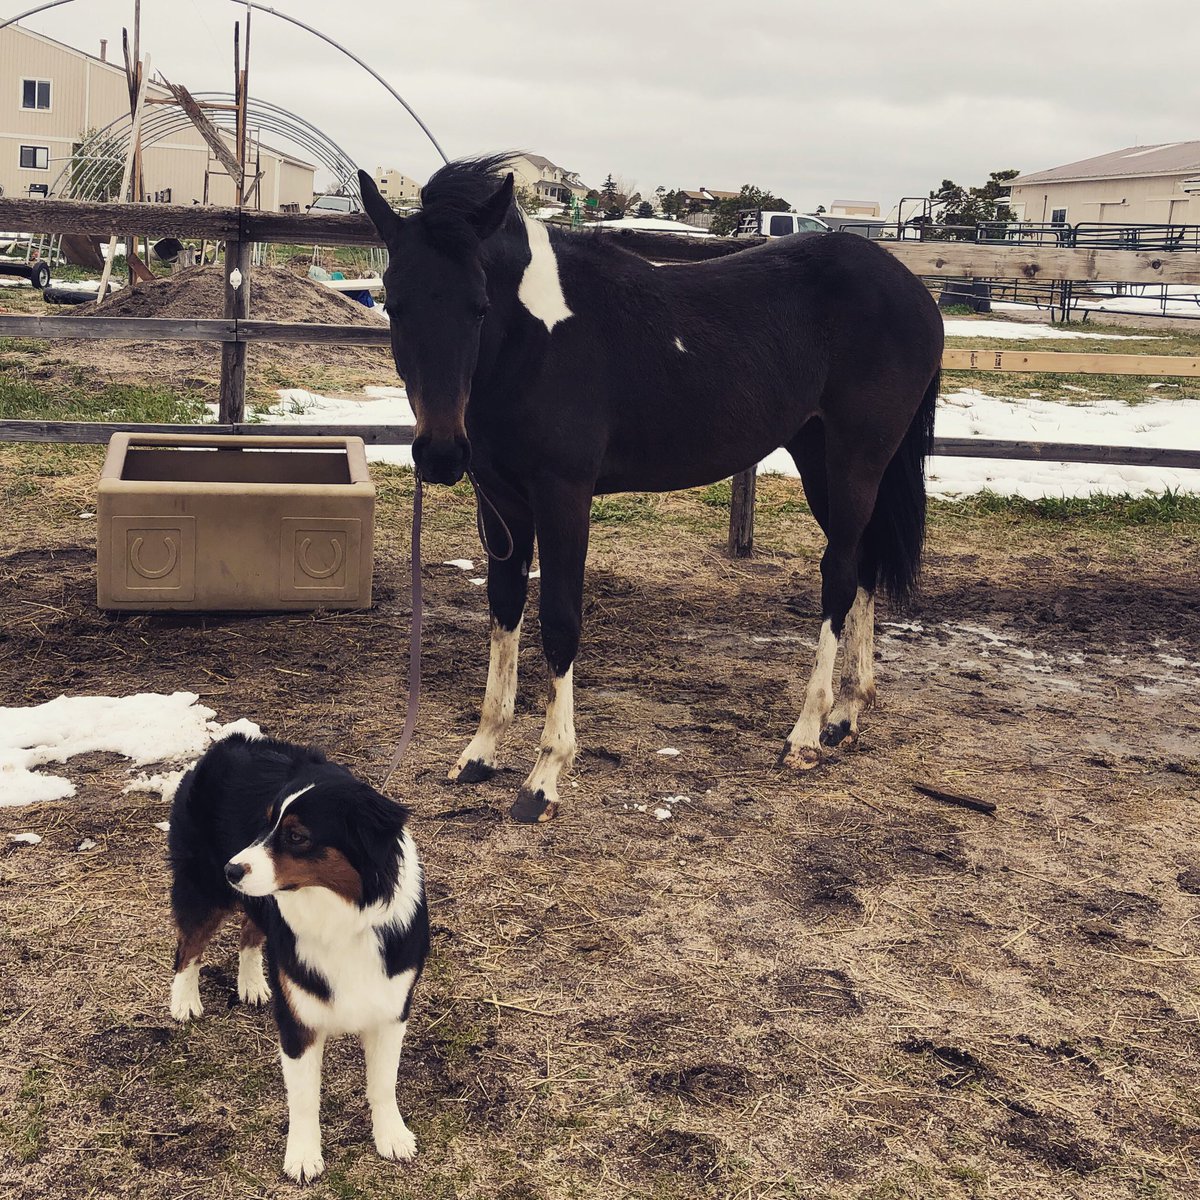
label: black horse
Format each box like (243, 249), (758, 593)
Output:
(359, 157), (943, 822)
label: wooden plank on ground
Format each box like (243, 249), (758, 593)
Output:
(881, 241), (1200, 285)
(942, 349), (1200, 376)
(0, 421), (415, 445)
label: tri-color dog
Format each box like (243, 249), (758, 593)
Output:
(167, 732), (430, 1183)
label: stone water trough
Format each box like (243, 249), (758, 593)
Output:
(97, 433), (375, 611)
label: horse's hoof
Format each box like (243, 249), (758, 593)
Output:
(780, 742), (822, 771)
(820, 719), (852, 749)
(510, 788), (558, 823)
(450, 758), (495, 785)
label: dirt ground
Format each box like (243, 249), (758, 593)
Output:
(0, 462), (1198, 1200)
(1, 267), (393, 395)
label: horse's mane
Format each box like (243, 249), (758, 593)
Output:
(419, 153), (520, 256)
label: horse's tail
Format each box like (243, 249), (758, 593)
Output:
(860, 368), (938, 605)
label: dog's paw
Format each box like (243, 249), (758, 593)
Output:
(237, 974), (271, 1007)
(373, 1111), (417, 1162)
(283, 1138), (325, 1183)
(169, 972), (203, 1022)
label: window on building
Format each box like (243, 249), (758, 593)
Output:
(20, 145), (49, 170)
(22, 79), (51, 110)
(1050, 207), (1068, 225)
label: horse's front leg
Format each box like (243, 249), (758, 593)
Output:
(449, 502), (535, 783)
(510, 480), (591, 823)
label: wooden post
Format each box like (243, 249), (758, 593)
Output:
(727, 467), (757, 557)
(218, 234), (250, 422)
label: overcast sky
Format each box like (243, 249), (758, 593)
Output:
(15, 0), (1200, 213)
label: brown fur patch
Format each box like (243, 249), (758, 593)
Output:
(271, 846), (363, 904)
(173, 907), (233, 971)
(240, 912), (265, 950)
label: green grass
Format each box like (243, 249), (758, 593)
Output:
(945, 488), (1200, 525)
(0, 373), (208, 424)
(0, 1067), (50, 1163)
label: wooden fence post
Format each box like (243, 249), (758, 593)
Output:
(728, 466), (757, 557)
(218, 233), (251, 422)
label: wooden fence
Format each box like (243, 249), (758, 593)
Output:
(1, 198), (1199, 557)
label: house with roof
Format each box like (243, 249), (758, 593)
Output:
(0, 21), (316, 208)
(1010, 143), (1200, 227)
(508, 153), (591, 205)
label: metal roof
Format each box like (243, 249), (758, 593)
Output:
(1015, 142), (1200, 185)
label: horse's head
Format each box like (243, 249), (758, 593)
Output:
(359, 162), (514, 486)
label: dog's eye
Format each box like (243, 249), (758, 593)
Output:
(284, 828), (310, 848)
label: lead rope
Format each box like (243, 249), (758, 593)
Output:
(379, 472), (424, 791)
(378, 467), (515, 791)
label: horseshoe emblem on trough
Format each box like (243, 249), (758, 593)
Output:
(298, 536), (344, 580)
(129, 534), (179, 579)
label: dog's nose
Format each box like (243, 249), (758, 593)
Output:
(224, 861), (247, 885)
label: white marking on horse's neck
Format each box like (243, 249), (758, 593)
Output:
(517, 212), (573, 332)
(674, 337), (687, 353)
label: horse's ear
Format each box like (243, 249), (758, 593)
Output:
(470, 172), (514, 240)
(358, 169), (401, 243)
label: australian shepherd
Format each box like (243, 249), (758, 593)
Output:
(166, 732), (430, 1183)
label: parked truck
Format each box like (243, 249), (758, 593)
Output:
(732, 209), (830, 238)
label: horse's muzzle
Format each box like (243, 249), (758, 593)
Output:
(412, 434), (471, 486)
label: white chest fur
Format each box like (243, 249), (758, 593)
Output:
(276, 835), (422, 1036)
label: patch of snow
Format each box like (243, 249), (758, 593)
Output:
(9, 833), (42, 845)
(77, 838), (98, 852)
(942, 318), (1158, 341)
(124, 770), (185, 803)
(1, 692), (258, 809)
(468, 577), (486, 586)
(444, 559), (474, 571)
(154, 821), (171, 833)
(79, 511), (95, 520)
(653, 807), (673, 820)
(657, 747), (681, 757)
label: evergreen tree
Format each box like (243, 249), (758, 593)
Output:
(636, 201), (654, 219)
(928, 169), (1020, 237)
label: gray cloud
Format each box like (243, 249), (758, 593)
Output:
(23, 0), (1200, 213)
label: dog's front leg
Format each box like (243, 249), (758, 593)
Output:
(362, 1021), (417, 1162)
(281, 1034), (326, 1182)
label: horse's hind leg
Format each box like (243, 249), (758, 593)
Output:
(449, 498), (535, 783)
(820, 581), (875, 750)
(781, 433), (882, 770)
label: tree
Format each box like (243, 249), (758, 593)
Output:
(511, 180), (539, 214)
(928, 169), (1019, 237)
(659, 189), (683, 219)
(709, 184), (792, 236)
(815, 204), (826, 215)
(636, 201), (654, 219)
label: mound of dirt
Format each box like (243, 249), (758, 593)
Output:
(50, 265), (395, 394)
(72, 265), (385, 328)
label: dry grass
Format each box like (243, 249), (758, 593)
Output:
(1, 452), (1198, 1200)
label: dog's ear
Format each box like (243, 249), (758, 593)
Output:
(345, 785), (408, 906)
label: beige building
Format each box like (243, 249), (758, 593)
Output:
(1011, 143), (1200, 227)
(371, 166), (421, 206)
(830, 199), (880, 217)
(508, 153), (590, 205)
(1, 22), (316, 209)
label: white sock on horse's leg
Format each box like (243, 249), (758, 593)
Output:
(512, 666), (575, 821)
(449, 616), (523, 781)
(824, 588), (876, 746)
(783, 619), (840, 770)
